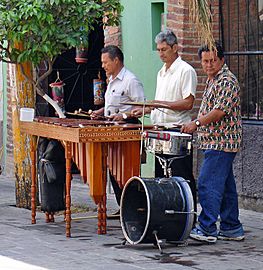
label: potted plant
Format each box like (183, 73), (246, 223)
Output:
(0, 0), (123, 117)
(75, 36), (89, 64)
(0, 0), (123, 208)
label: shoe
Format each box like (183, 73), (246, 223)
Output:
(190, 227), (217, 243)
(217, 231), (245, 241)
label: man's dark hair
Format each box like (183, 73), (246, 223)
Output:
(198, 41), (224, 60)
(101, 45), (124, 63)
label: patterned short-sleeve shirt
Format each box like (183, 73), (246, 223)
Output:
(197, 64), (242, 152)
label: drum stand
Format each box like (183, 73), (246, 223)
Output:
(153, 154), (192, 253)
(155, 154), (187, 178)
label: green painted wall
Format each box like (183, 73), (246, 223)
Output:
(120, 0), (167, 177)
(120, 0), (166, 102)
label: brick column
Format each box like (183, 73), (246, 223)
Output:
(104, 26), (122, 48)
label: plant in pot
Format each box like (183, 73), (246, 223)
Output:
(75, 35), (89, 64)
(0, 0), (123, 118)
(0, 0), (123, 208)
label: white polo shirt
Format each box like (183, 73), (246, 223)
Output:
(104, 67), (145, 116)
(151, 56), (197, 125)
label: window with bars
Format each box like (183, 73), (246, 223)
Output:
(219, 0), (263, 121)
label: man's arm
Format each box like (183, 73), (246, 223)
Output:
(153, 94), (195, 111)
(131, 94), (194, 118)
(181, 109), (226, 133)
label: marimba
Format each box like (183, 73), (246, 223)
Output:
(20, 117), (148, 237)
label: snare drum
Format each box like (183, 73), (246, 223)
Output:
(144, 130), (192, 156)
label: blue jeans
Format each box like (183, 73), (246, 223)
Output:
(197, 150), (243, 236)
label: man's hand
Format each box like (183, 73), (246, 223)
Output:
(107, 113), (124, 121)
(131, 108), (144, 117)
(90, 110), (102, 119)
(181, 121), (197, 134)
(131, 106), (152, 117)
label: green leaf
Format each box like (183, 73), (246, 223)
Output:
(0, 0), (123, 65)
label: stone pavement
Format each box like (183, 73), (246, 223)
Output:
(0, 175), (263, 270)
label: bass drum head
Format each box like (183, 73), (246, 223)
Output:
(120, 176), (150, 245)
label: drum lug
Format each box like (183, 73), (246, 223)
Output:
(165, 209), (197, 215)
(165, 210), (176, 214)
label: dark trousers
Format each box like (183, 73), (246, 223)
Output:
(155, 152), (197, 225)
(109, 171), (122, 206)
(109, 117), (140, 206)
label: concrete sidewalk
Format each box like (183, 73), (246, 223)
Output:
(0, 175), (262, 270)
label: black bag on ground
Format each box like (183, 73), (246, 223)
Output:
(38, 138), (66, 213)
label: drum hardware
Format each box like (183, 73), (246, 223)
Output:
(137, 208), (146, 212)
(156, 155), (187, 177)
(121, 239), (127, 245)
(143, 130), (192, 156)
(139, 102), (147, 176)
(165, 210), (196, 215)
(120, 176), (194, 247)
(153, 123), (182, 130)
(153, 230), (165, 254)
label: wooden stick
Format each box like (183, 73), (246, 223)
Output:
(78, 108), (92, 115)
(66, 112), (90, 118)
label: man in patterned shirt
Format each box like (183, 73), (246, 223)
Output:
(181, 42), (244, 243)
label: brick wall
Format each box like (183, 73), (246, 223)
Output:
(104, 26), (122, 47)
(167, 0), (220, 117)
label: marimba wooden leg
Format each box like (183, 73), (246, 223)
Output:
(97, 192), (107, 234)
(97, 202), (103, 234)
(97, 143), (107, 234)
(101, 191), (107, 234)
(30, 136), (37, 224)
(65, 142), (72, 237)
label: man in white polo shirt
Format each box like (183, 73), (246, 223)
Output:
(132, 30), (197, 220)
(91, 45), (145, 212)
(91, 45), (145, 123)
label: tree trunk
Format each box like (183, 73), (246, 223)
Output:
(12, 59), (36, 209)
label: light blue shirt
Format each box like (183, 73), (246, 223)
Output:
(104, 67), (145, 117)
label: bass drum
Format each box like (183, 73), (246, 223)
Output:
(120, 176), (194, 245)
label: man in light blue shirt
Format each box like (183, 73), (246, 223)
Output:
(92, 45), (145, 122)
(91, 45), (145, 211)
